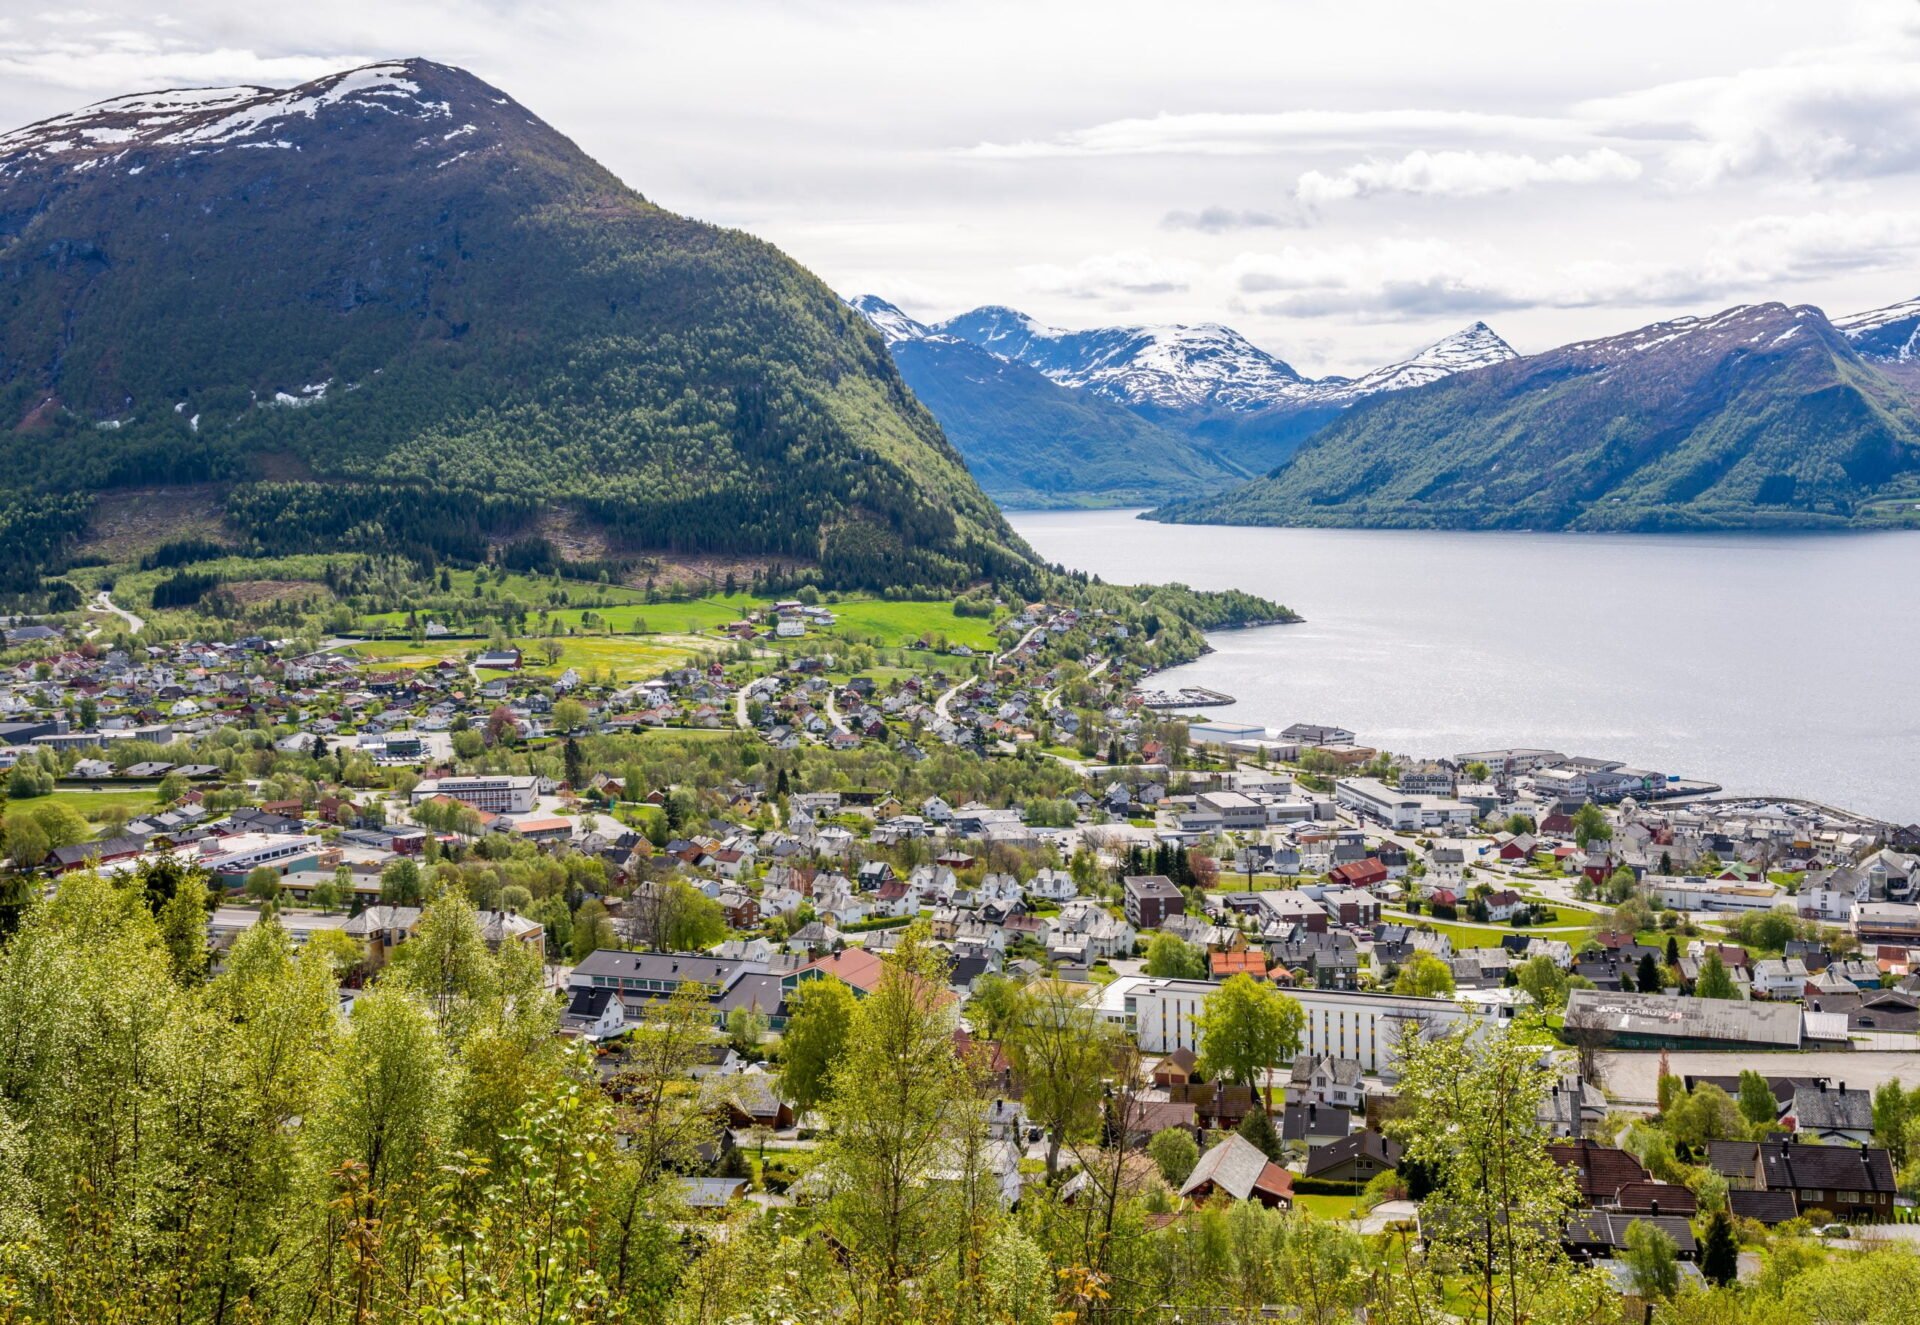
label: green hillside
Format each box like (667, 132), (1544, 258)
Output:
(886, 335), (1246, 507)
(1152, 303), (1920, 531)
(0, 60), (1033, 593)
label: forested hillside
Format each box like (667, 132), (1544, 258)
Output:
(1152, 303), (1920, 531)
(0, 61), (1032, 591)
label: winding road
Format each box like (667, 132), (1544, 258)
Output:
(88, 591), (145, 636)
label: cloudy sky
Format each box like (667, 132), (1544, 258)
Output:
(5, 0), (1920, 374)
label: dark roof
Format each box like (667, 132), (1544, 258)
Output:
(1280, 1102), (1352, 1141)
(1727, 1189), (1798, 1225)
(1788, 1083), (1874, 1132)
(1759, 1141), (1896, 1194)
(1611, 1181), (1697, 1215)
(1547, 1139), (1649, 1202)
(1303, 1130), (1403, 1179)
(1564, 1211), (1698, 1256)
(565, 985), (614, 1018)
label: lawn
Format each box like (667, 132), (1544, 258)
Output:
(1290, 1192), (1368, 1221)
(34, 786), (167, 820)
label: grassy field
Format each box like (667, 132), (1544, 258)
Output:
(1289, 1192), (1368, 1221)
(510, 635), (717, 680)
(35, 786), (168, 819)
(346, 642), (460, 669)
(360, 590), (1005, 652)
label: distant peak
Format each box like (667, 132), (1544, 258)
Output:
(848, 294), (932, 344)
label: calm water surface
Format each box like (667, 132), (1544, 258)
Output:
(1006, 509), (1920, 823)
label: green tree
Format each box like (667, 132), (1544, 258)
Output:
(820, 926), (982, 1316)
(1237, 1102), (1283, 1162)
(966, 972), (1025, 1041)
(1696, 949), (1736, 999)
(1621, 1218), (1679, 1300)
(1003, 978), (1119, 1178)
(1387, 1017), (1581, 1325)
(1742, 1070), (1783, 1131)
(1873, 1081), (1915, 1166)
(6, 817), (49, 868)
(1637, 952), (1662, 994)
(1571, 802), (1611, 848)
(779, 975), (858, 1114)
(156, 868), (211, 982)
(726, 1004), (767, 1056)
(380, 856), (424, 905)
(553, 697), (588, 734)
(1394, 950), (1456, 998)
(1148, 1126), (1199, 1187)
(244, 866), (282, 903)
(1700, 1207), (1739, 1288)
(29, 802), (91, 850)
(1143, 930), (1205, 979)
(1514, 953), (1571, 1011)
(1195, 974), (1305, 1111)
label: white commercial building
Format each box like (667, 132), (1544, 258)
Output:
(1100, 977), (1499, 1074)
(1335, 778), (1474, 830)
(410, 775), (539, 815)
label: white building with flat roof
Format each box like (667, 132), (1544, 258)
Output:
(1335, 778), (1474, 830)
(1099, 977), (1500, 1073)
(410, 775), (539, 814)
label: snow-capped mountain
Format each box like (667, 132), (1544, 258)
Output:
(1837, 295), (1920, 363)
(0, 62), (479, 177)
(1317, 321), (1517, 401)
(933, 306), (1319, 411)
(915, 303), (1513, 413)
(847, 295), (936, 346)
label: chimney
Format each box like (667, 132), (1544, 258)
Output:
(1650, 1199), (1660, 1217)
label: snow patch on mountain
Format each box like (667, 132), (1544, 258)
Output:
(1837, 295), (1920, 362)
(1316, 321), (1516, 401)
(854, 297), (1514, 413)
(0, 61), (457, 174)
(847, 295), (937, 346)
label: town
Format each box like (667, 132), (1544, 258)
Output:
(3, 576), (1920, 1317)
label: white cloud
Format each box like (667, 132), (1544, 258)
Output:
(1224, 207), (1920, 320)
(1296, 147), (1641, 203)
(1584, 60), (1920, 186)
(1161, 204), (1307, 232)
(962, 108), (1585, 160)
(1016, 250), (1201, 299)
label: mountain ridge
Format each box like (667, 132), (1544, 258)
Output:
(0, 60), (1035, 592)
(1149, 300), (1920, 532)
(852, 296), (1516, 501)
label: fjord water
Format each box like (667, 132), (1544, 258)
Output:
(1007, 509), (1920, 823)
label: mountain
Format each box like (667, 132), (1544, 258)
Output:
(934, 306), (1324, 412)
(0, 61), (1033, 591)
(1314, 322), (1517, 402)
(854, 300), (1515, 492)
(1837, 294), (1920, 399)
(1151, 302), (1920, 531)
(847, 297), (1246, 507)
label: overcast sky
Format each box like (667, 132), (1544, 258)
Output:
(5, 0), (1920, 374)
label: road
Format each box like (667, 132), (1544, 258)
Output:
(88, 591), (145, 636)
(734, 684), (752, 730)
(823, 685), (846, 734)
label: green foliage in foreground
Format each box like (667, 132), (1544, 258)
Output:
(4, 873), (1909, 1324)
